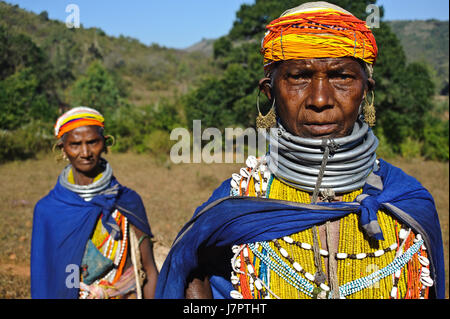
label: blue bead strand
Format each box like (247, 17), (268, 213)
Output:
(249, 242), (315, 297)
(339, 239), (424, 297)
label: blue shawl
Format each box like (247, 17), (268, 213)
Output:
(31, 175), (152, 299)
(155, 159), (445, 299)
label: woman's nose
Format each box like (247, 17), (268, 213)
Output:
(306, 77), (334, 111)
(80, 144), (91, 157)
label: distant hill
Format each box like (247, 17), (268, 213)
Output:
(386, 20), (449, 93)
(185, 38), (215, 57)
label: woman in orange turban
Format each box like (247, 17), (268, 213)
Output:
(156, 2), (445, 300)
(32, 106), (159, 299)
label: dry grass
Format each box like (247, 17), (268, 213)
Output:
(0, 152), (447, 298)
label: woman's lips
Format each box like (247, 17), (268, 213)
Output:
(301, 123), (339, 136)
(79, 160), (94, 166)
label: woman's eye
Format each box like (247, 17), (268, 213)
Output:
(330, 72), (354, 81)
(288, 72), (310, 81)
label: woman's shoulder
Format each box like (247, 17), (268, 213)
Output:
(33, 185), (60, 217)
(116, 182), (143, 202)
(375, 158), (428, 190)
(34, 193), (51, 210)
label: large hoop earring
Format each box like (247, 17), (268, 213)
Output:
(104, 135), (116, 154)
(363, 90), (376, 127)
(256, 90), (277, 130)
(52, 142), (67, 162)
(105, 135), (115, 147)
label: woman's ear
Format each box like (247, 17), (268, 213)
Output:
(259, 77), (273, 101)
(362, 78), (375, 101)
(56, 141), (64, 150)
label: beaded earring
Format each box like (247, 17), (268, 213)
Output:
(256, 90), (277, 130)
(363, 91), (376, 127)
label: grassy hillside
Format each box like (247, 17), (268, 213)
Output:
(387, 20), (449, 94)
(2, 1), (447, 102)
(0, 1), (218, 106)
(2, 1), (448, 100)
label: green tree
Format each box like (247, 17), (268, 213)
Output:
(38, 10), (49, 21)
(372, 26), (436, 149)
(422, 115), (449, 161)
(0, 26), (58, 129)
(41, 27), (83, 90)
(70, 61), (125, 114)
(0, 68), (52, 130)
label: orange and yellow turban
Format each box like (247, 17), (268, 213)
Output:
(54, 106), (104, 139)
(261, 3), (378, 71)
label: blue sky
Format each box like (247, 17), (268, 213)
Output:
(4, 0), (449, 49)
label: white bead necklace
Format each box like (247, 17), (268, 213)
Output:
(281, 235), (399, 260)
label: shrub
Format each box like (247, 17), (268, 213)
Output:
(400, 138), (423, 160)
(0, 121), (53, 162)
(374, 127), (396, 160)
(70, 61), (123, 114)
(422, 117), (449, 161)
(140, 130), (174, 155)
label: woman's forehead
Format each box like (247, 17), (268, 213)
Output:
(65, 125), (102, 140)
(278, 57), (364, 70)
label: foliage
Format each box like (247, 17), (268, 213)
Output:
(0, 1), (217, 106)
(0, 1), (447, 162)
(387, 20), (449, 94)
(107, 98), (183, 155)
(422, 115), (449, 161)
(0, 25), (58, 130)
(399, 138), (423, 160)
(372, 126), (394, 159)
(40, 26), (82, 90)
(0, 121), (54, 163)
(70, 61), (125, 114)
(184, 63), (256, 129)
(374, 61), (436, 149)
(139, 129), (175, 164)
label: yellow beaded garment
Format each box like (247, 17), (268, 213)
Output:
(67, 169), (129, 298)
(230, 160), (431, 299)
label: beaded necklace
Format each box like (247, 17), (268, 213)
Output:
(228, 156), (433, 299)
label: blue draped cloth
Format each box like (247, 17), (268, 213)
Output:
(31, 175), (152, 299)
(155, 159), (445, 299)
